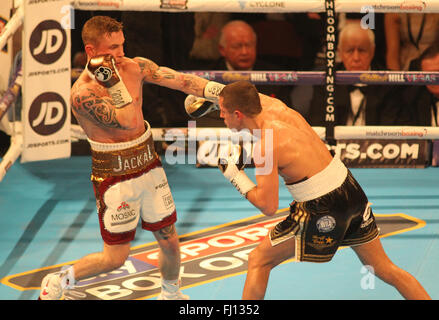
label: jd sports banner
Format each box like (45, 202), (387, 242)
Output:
(22, 0), (71, 162)
(330, 139), (430, 168)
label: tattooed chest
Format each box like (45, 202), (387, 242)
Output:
(71, 85), (141, 129)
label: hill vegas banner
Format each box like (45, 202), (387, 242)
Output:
(21, 0), (71, 162)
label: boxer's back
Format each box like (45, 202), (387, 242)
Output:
(258, 94), (333, 184)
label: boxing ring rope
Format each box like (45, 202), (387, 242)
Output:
(68, 123), (439, 143)
(1, 0), (439, 181)
(3, 0), (439, 51)
(70, 0), (439, 13)
(0, 3), (22, 52)
(182, 70), (439, 85)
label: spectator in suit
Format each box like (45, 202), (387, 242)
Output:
(212, 20), (291, 105)
(397, 43), (439, 126)
(307, 23), (401, 126)
(195, 20), (291, 127)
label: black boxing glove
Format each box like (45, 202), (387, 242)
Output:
(86, 54), (132, 108)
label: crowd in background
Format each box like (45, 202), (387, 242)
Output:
(75, 10), (439, 129)
(2, 11), (439, 156)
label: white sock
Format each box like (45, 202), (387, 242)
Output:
(59, 265), (76, 289)
(162, 278), (180, 293)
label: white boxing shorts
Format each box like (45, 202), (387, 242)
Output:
(88, 122), (176, 245)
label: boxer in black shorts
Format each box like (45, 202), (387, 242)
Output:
(271, 166), (379, 263)
(192, 80), (431, 300)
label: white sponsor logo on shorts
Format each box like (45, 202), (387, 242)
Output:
(316, 215), (336, 233)
(111, 202), (137, 226)
(361, 203), (373, 228)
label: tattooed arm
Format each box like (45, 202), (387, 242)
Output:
(134, 57), (208, 97)
(71, 85), (136, 130)
(155, 224), (177, 241)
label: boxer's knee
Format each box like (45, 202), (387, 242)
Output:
(154, 224), (180, 255)
(103, 242), (131, 270)
(248, 244), (272, 270)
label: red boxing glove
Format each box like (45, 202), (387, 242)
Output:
(86, 54), (132, 108)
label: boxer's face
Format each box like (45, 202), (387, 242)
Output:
(90, 31), (125, 67)
(338, 30), (374, 71)
(219, 97), (241, 130)
(421, 54), (439, 98)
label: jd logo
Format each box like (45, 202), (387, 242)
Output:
(28, 92), (67, 136)
(29, 20), (66, 64)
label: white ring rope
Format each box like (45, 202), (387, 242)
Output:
(70, 0), (439, 13)
(0, 4), (23, 52)
(3, 0), (439, 52)
(69, 124), (439, 141)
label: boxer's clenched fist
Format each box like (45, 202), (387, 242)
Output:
(218, 143), (255, 196)
(86, 54), (132, 108)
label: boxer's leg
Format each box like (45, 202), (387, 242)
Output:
(140, 166), (187, 300)
(243, 234), (295, 300)
(39, 242), (131, 300)
(153, 224), (181, 281)
(352, 237), (431, 300)
(72, 241), (131, 280)
(153, 224), (188, 300)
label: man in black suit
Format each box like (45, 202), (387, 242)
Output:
(195, 19), (291, 127)
(307, 23), (401, 126)
(398, 44), (439, 126)
(212, 20), (291, 104)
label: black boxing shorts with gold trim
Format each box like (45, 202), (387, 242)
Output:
(270, 156), (379, 263)
(88, 122), (177, 245)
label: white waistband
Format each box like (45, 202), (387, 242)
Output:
(286, 156), (348, 202)
(87, 121), (152, 152)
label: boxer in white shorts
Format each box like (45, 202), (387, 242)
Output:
(89, 122), (176, 244)
(39, 15), (214, 300)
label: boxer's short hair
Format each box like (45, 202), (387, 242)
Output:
(82, 16), (124, 46)
(219, 80), (262, 116)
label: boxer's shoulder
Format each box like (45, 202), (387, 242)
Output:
(71, 78), (105, 100)
(132, 56), (159, 74)
(121, 56), (142, 70)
